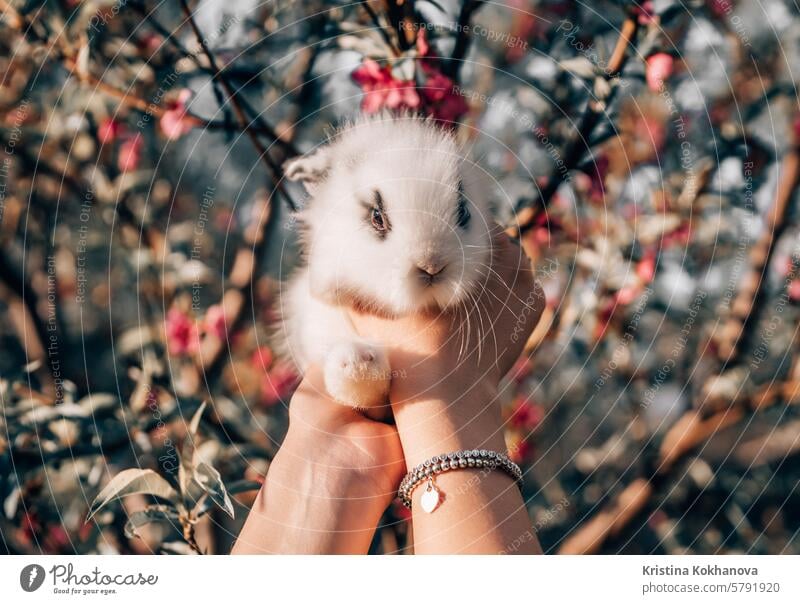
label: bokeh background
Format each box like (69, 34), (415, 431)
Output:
(1, 0), (800, 554)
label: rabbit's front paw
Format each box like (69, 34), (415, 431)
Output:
(323, 342), (390, 409)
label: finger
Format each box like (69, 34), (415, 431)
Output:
(491, 227), (530, 282)
(487, 231), (545, 373)
(291, 365), (367, 426)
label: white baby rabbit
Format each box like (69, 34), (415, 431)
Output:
(280, 115), (494, 410)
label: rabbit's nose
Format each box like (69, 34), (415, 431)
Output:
(416, 260), (446, 283)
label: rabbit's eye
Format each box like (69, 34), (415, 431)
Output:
(371, 207), (387, 233)
(366, 190), (390, 238)
(456, 198), (471, 228)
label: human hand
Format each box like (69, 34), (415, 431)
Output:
(346, 229), (544, 554)
(349, 230), (545, 465)
(234, 231), (543, 554)
(233, 365), (405, 554)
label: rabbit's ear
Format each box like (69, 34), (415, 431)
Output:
(283, 147), (331, 194)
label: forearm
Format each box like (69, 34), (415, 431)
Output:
(394, 382), (541, 554)
(232, 443), (385, 554)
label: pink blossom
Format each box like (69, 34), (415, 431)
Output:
(509, 397), (543, 430)
(351, 59), (420, 114)
(117, 133), (143, 173)
(214, 207), (236, 232)
(636, 250), (657, 283)
(595, 299), (616, 341)
(97, 118), (122, 145)
(707, 0), (729, 17)
(634, 1), (656, 25)
(260, 363), (299, 406)
(507, 434), (533, 463)
(416, 28), (430, 57)
(203, 304), (227, 339)
(646, 53), (674, 92)
(415, 32), (467, 122)
(351, 56), (467, 122)
(46, 525), (70, 551)
(510, 356), (533, 383)
(361, 87), (388, 113)
(351, 58), (384, 87)
(429, 90), (468, 123)
(139, 33), (163, 55)
(420, 71), (453, 104)
(504, 0), (540, 62)
(250, 345), (274, 370)
(384, 78), (421, 110)
(778, 255), (793, 276)
(615, 285), (640, 306)
(165, 307), (200, 356)
(532, 226), (551, 246)
(159, 89), (195, 140)
(662, 222), (691, 248)
(420, 68), (468, 123)
(789, 279), (800, 302)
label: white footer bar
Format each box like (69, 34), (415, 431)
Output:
(2, 555), (798, 603)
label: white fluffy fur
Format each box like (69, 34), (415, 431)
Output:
(280, 115), (493, 408)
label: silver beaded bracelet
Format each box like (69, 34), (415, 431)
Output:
(398, 449), (523, 513)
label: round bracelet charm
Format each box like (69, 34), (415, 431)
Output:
(419, 479), (441, 513)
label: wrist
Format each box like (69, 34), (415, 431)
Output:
(274, 429), (394, 503)
(391, 378), (507, 467)
(239, 437), (388, 554)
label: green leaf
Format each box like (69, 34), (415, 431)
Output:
(193, 462), (234, 518)
(179, 401), (207, 498)
(196, 480), (260, 516)
(124, 504), (180, 539)
(88, 469), (179, 520)
(189, 401), (207, 437)
(178, 450), (189, 500)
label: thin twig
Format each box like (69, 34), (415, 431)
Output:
(715, 138), (800, 362)
(381, 0), (416, 51)
(507, 15), (639, 239)
(0, 251), (54, 395)
(362, 1), (401, 57)
(178, 0), (296, 211)
(128, 0), (298, 157)
(182, 520), (203, 554)
(444, 0), (483, 80)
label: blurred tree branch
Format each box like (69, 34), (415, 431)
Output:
(507, 13), (640, 239)
(444, 0), (483, 81)
(178, 0), (297, 211)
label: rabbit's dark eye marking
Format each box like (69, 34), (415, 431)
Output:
(456, 182), (471, 228)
